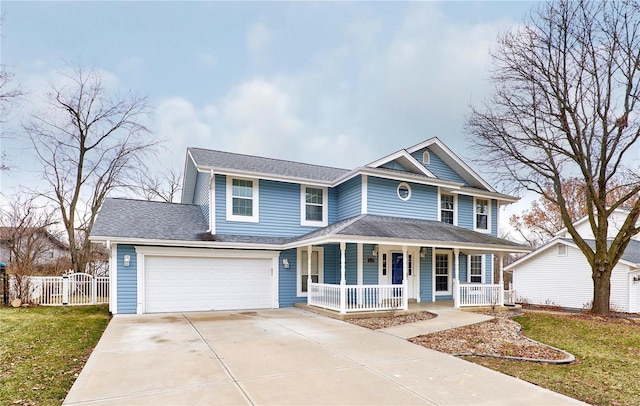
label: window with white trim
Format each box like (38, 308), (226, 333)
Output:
(397, 182), (412, 201)
(301, 186), (328, 226)
(440, 193), (455, 225)
(474, 198), (489, 231)
(558, 245), (567, 256)
(226, 177), (259, 222)
(422, 150), (430, 164)
(297, 247), (324, 296)
(469, 255), (483, 283)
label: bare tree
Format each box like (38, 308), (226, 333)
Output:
(510, 177), (639, 248)
(131, 167), (183, 203)
(0, 194), (60, 302)
(467, 0), (640, 314)
(23, 68), (159, 275)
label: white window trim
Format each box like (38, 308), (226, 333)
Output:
(397, 182), (412, 201)
(433, 250), (452, 296)
(422, 150), (430, 164)
(557, 244), (568, 256)
(438, 189), (457, 226)
(226, 176), (259, 223)
(473, 197), (491, 233)
(467, 254), (485, 284)
(300, 185), (328, 227)
(297, 247), (324, 297)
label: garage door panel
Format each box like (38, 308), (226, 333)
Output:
(144, 255), (273, 313)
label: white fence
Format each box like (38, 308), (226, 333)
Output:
(308, 282), (406, 313)
(10, 272), (109, 306)
(457, 283), (503, 307)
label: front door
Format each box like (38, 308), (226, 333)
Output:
(391, 253), (403, 284)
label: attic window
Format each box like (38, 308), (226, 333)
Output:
(397, 182), (412, 201)
(558, 245), (567, 256)
(422, 151), (430, 164)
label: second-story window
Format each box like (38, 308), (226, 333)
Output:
(301, 185), (328, 226)
(475, 198), (489, 231)
(440, 194), (454, 224)
(226, 177), (259, 222)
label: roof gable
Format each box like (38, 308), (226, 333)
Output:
(406, 137), (495, 192)
(365, 149), (436, 178)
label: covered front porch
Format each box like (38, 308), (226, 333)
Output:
(285, 215), (530, 315)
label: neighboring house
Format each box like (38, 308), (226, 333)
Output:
(506, 209), (640, 312)
(0, 227), (70, 270)
(91, 137), (530, 315)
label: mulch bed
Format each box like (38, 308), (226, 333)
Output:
(346, 311), (436, 329)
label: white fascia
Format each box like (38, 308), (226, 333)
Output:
(197, 166), (333, 188)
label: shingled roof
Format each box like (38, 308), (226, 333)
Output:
(92, 198), (209, 241)
(92, 198), (527, 252)
(188, 147), (350, 183)
(291, 214), (528, 250)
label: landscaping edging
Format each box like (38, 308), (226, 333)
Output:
(451, 313), (576, 364)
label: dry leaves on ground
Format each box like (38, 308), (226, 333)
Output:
(346, 311), (436, 329)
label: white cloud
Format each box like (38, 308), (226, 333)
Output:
(197, 52), (217, 68)
(246, 21), (274, 60)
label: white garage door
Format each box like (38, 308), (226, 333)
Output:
(144, 255), (274, 313)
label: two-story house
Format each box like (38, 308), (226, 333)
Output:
(91, 137), (530, 315)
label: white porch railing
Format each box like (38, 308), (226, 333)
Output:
(503, 288), (516, 305)
(458, 283), (503, 307)
(10, 272), (109, 306)
(308, 282), (406, 314)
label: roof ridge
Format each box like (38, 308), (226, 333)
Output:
(188, 147), (350, 171)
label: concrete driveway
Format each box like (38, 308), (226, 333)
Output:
(64, 308), (584, 405)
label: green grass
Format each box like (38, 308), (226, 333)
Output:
(0, 305), (110, 406)
(466, 312), (640, 406)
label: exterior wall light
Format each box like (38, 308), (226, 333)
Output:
(283, 258), (289, 269)
(123, 255), (131, 267)
(372, 245), (378, 256)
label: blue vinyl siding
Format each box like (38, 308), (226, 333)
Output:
(419, 248), (433, 302)
(181, 158), (198, 204)
(367, 177), (437, 220)
(363, 243), (378, 284)
(458, 253), (468, 282)
(323, 244), (340, 284)
(337, 176), (361, 221)
(345, 243), (357, 284)
(491, 199), (498, 236)
(412, 148), (467, 184)
(457, 194), (474, 230)
(116, 244), (137, 314)
(194, 171), (210, 225)
(278, 249), (300, 307)
(328, 188), (339, 224)
(381, 161), (405, 171)
(215, 175), (335, 237)
(485, 254), (494, 283)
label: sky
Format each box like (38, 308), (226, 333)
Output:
(0, 1), (538, 233)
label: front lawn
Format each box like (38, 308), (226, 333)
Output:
(467, 312), (640, 406)
(0, 305), (110, 405)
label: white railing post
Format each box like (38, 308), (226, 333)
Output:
(402, 245), (408, 310)
(453, 279), (460, 308)
(92, 274), (97, 305)
(498, 253), (504, 306)
(62, 275), (69, 305)
(340, 242), (346, 314)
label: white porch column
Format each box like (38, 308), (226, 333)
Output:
(498, 253), (505, 306)
(402, 245), (408, 310)
(357, 243), (363, 306)
(307, 245), (313, 304)
(453, 248), (460, 308)
(340, 242), (346, 314)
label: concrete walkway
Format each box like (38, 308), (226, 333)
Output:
(65, 308), (586, 405)
(380, 306), (494, 338)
